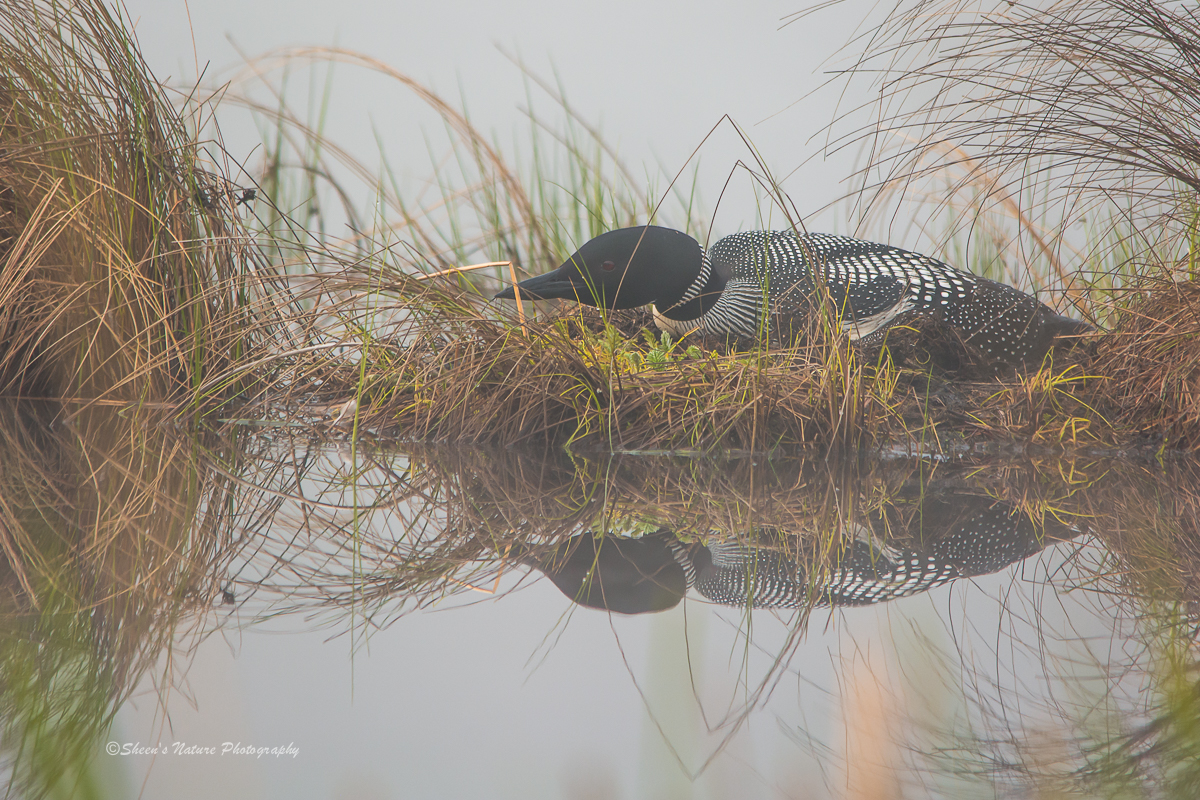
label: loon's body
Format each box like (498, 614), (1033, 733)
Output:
(495, 226), (1092, 366)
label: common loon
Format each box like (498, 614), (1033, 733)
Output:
(494, 226), (1093, 366)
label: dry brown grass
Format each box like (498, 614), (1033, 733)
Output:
(0, 2), (299, 793)
(1088, 280), (1200, 448)
(0, 0), (294, 410)
(249, 292), (912, 451)
(246, 285), (1121, 453)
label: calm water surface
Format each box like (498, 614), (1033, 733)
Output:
(2, 408), (1196, 799)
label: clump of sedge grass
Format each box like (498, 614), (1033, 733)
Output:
(0, 0), (286, 408)
(0, 2), (297, 794)
(1089, 279), (1200, 448)
(828, 0), (1200, 306)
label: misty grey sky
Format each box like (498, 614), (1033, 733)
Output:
(120, 0), (876, 237)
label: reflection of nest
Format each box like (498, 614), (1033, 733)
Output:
(209, 434), (1200, 791)
(218, 440), (1200, 622)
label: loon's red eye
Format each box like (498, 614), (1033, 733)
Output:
(601, 260), (616, 272)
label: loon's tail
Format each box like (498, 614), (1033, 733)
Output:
(1044, 312), (1096, 343)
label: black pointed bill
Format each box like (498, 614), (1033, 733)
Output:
(493, 264), (592, 302)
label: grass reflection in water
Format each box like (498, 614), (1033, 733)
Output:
(206, 438), (1198, 798)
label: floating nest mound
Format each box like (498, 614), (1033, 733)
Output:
(328, 292), (1107, 451)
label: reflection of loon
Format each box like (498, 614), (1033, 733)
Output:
(521, 497), (1075, 614)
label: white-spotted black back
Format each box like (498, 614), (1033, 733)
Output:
(691, 230), (1059, 363)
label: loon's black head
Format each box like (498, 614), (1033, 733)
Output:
(493, 225), (703, 310)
